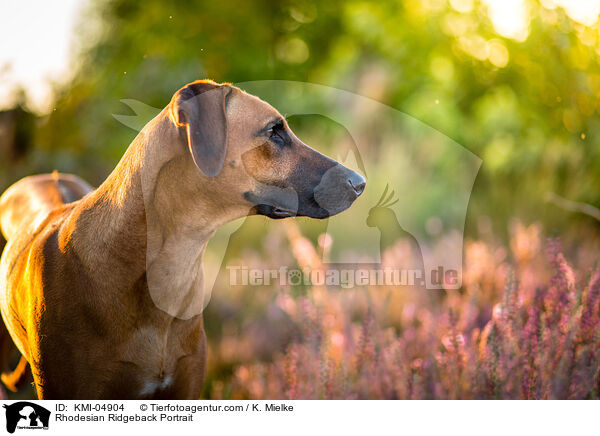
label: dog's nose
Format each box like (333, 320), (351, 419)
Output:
(348, 173), (366, 197)
(313, 166), (365, 216)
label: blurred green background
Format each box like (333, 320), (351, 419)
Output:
(2, 0), (600, 242)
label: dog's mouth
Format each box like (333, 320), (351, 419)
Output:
(243, 190), (333, 220)
(244, 190), (300, 219)
(272, 207), (296, 218)
(253, 204), (297, 219)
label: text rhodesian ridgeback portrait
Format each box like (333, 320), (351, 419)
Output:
(0, 80), (365, 399)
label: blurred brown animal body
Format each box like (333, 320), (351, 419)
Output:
(0, 80), (365, 399)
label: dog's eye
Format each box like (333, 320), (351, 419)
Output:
(267, 123), (286, 145)
(266, 125), (281, 137)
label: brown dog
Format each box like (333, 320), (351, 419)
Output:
(0, 80), (365, 399)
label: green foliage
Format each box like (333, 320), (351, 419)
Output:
(14, 0), (600, 233)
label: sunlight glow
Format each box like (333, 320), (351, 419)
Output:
(483, 0), (600, 42)
(482, 0), (530, 41)
(543, 0), (600, 26)
(0, 0), (83, 113)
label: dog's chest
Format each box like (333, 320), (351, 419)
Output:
(139, 375), (174, 397)
(118, 323), (205, 398)
(123, 348), (179, 398)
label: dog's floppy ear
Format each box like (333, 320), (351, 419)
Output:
(171, 80), (229, 177)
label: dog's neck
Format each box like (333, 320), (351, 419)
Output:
(71, 111), (227, 319)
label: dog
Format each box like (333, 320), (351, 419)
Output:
(0, 80), (365, 399)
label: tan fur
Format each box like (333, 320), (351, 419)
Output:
(0, 80), (363, 399)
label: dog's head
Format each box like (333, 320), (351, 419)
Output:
(168, 80), (365, 221)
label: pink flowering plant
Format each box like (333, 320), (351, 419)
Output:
(204, 221), (600, 399)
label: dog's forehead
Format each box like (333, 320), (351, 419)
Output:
(228, 89), (282, 125)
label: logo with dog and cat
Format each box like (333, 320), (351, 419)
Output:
(2, 402), (50, 433)
(113, 80), (481, 319)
